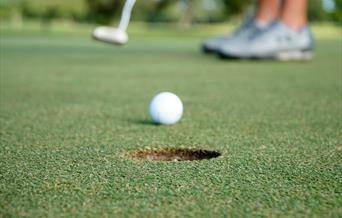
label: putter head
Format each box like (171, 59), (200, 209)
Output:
(92, 26), (128, 45)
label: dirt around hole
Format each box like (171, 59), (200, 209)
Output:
(130, 148), (221, 161)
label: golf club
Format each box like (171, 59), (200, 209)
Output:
(92, 0), (136, 45)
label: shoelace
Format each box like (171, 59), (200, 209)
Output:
(247, 21), (278, 41)
(232, 16), (255, 37)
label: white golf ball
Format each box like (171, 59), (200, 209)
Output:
(149, 92), (183, 125)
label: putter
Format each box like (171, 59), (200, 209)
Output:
(92, 0), (136, 45)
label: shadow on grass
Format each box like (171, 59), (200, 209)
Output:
(130, 119), (159, 126)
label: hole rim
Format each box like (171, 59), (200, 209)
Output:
(129, 148), (221, 162)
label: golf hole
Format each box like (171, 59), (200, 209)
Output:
(130, 148), (221, 162)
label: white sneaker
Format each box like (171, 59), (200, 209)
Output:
(217, 22), (315, 61)
(202, 17), (268, 54)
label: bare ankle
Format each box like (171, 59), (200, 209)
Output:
(281, 16), (307, 31)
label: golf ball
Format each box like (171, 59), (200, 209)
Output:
(149, 92), (183, 125)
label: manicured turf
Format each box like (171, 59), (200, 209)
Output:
(1, 24), (341, 217)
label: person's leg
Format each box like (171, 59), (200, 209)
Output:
(280, 0), (307, 31)
(255, 0), (279, 25)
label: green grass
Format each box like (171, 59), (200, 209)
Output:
(0, 23), (341, 217)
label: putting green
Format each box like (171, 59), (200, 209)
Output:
(0, 24), (341, 217)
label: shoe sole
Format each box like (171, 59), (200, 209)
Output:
(218, 50), (314, 61)
(202, 45), (217, 54)
(275, 50), (314, 61)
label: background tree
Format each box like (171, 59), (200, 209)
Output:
(85, 0), (124, 24)
(221, 0), (250, 18)
(0, 0), (341, 25)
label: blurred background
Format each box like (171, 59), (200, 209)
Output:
(0, 0), (341, 30)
